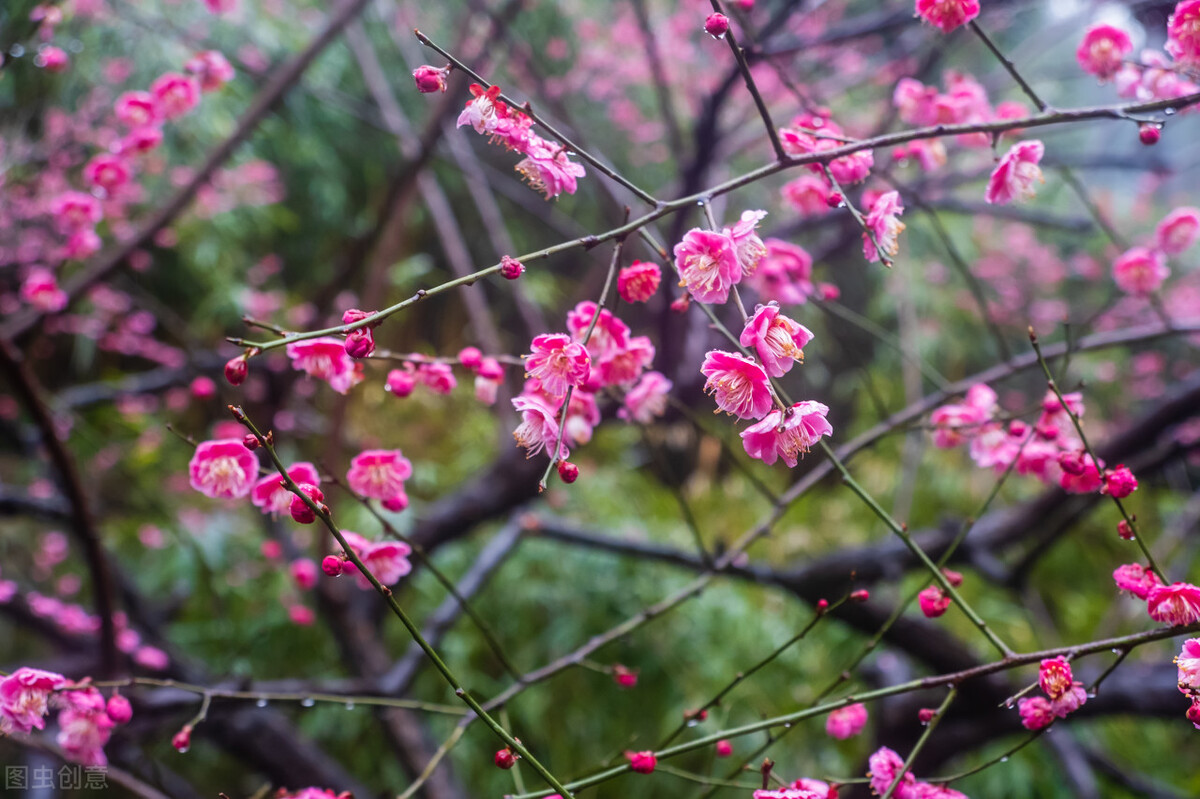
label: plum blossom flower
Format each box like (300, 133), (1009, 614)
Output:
(412, 65), (448, 93)
(1168, 0), (1200, 64)
(626, 750), (656, 774)
(739, 303), (814, 377)
(524, 334), (591, 398)
(185, 50), (235, 92)
(782, 174), (833, 216)
(674, 229), (741, 304)
(918, 585), (951, 617)
(20, 269), (68, 312)
(515, 138), (586, 199)
(1146, 582), (1200, 626)
(1155, 207), (1200, 254)
(726, 210), (768, 276)
(339, 531), (412, 589)
(1058, 451), (1103, 494)
(83, 154), (132, 194)
(985, 141), (1044, 205)
(1175, 638), (1200, 691)
(825, 703), (868, 739)
(286, 337), (364, 394)
(1039, 657), (1073, 701)
(1112, 246), (1169, 296)
(150, 72), (201, 120)
(57, 687), (115, 766)
(746, 239), (815, 305)
(251, 462), (320, 516)
(618, 261), (662, 303)
(417, 362), (456, 394)
(619, 371), (673, 424)
(1050, 683), (1087, 717)
(1102, 465), (1138, 498)
(740, 401), (833, 466)
(868, 747), (916, 798)
(1113, 563), (1162, 600)
(701, 351), (774, 420)
(115, 91), (159, 128)
(1018, 696), (1055, 730)
(347, 450), (413, 511)
(0, 667), (67, 734)
(1077, 25), (1133, 80)
(915, 0), (980, 33)
(753, 789), (823, 799)
(863, 191), (906, 263)
(189, 439), (258, 499)
(512, 394), (568, 459)
(51, 192), (102, 234)
(457, 83), (503, 134)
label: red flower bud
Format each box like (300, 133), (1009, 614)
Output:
(825, 192), (844, 208)
(1139, 124), (1161, 146)
(289, 483), (325, 524)
(849, 589), (870, 603)
(172, 724), (192, 753)
(412, 65), (448, 94)
(704, 13), (730, 38)
(918, 707), (937, 725)
(321, 555), (344, 576)
(557, 460), (579, 484)
(224, 356), (248, 386)
(612, 664), (638, 688)
(242, 434), (260, 450)
(626, 750), (657, 774)
(715, 739), (733, 757)
(1117, 520), (1134, 540)
(494, 748), (518, 769)
(106, 694), (133, 724)
(500, 255), (525, 280)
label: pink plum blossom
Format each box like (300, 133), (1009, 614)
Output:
(346, 450), (413, 510)
(618, 371), (673, 424)
(524, 333), (591, 398)
(1147, 582), (1200, 626)
(185, 50), (235, 92)
(515, 138), (586, 199)
(150, 72), (201, 120)
(338, 532), (412, 590)
(739, 303), (814, 377)
(746, 239), (815, 305)
(701, 351), (774, 420)
(115, 91), (159, 128)
(1113, 246), (1169, 295)
(915, 0), (980, 33)
(1175, 638), (1200, 691)
(1019, 696), (1055, 730)
(20, 269), (68, 312)
(188, 439), (258, 499)
(825, 703), (868, 739)
(0, 667), (67, 734)
(56, 687), (114, 766)
(863, 191), (906, 263)
(726, 210), (768, 276)
(251, 462), (320, 516)
(985, 141), (1045, 205)
(512, 394), (568, 459)
(674, 228), (741, 304)
(868, 746), (916, 798)
(417, 362), (456, 394)
(1077, 25), (1133, 80)
(1113, 563), (1162, 600)
(919, 585), (951, 617)
(740, 401), (833, 466)
(617, 261), (662, 303)
(286, 337), (364, 394)
(83, 154), (132, 194)
(1155, 207), (1200, 255)
(1168, 1), (1200, 64)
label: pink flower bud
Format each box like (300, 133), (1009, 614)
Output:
(612, 664), (638, 688)
(494, 748), (518, 769)
(557, 460), (579, 484)
(716, 739), (733, 757)
(341, 308), (377, 326)
(106, 694), (133, 724)
(850, 589), (870, 603)
(816, 598), (829, 613)
(321, 555), (344, 576)
(670, 294), (691, 313)
(825, 192), (844, 208)
(290, 558), (319, 590)
(500, 255), (525, 280)
(190, 377), (217, 400)
(477, 357), (504, 380)
(458, 347), (483, 370)
(817, 283), (840, 301)
(627, 750), (657, 774)
(224, 356), (248, 386)
(918, 707), (937, 725)
(172, 724), (192, 753)
(1117, 520), (1134, 540)
(386, 368), (417, 397)
(1139, 124), (1161, 146)
(1102, 465), (1138, 498)
(704, 13), (730, 38)
(289, 483), (324, 524)
(412, 65), (448, 93)
(242, 434), (260, 450)
(344, 328), (375, 359)
(1188, 700), (1200, 726)
(918, 585), (951, 618)
(942, 568), (964, 587)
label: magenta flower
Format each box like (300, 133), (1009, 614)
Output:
(457, 83), (503, 134)
(1176, 638), (1200, 691)
(515, 137), (586, 199)
(512, 394), (567, 459)
(618, 371), (673, 424)
(746, 239), (815, 305)
(115, 90), (159, 128)
(412, 65), (448, 93)
(56, 686), (115, 766)
(617, 261), (662, 303)
(1018, 696), (1055, 730)
(825, 703), (868, 740)
(346, 450), (413, 509)
(740, 401), (833, 466)
(863, 191), (906, 262)
(868, 746), (916, 797)
(1113, 562), (1162, 600)
(1147, 582), (1200, 626)
(701, 351), (773, 420)
(50, 191), (102, 234)
(1155, 206), (1200, 255)
(340, 531), (413, 590)
(674, 229), (741, 304)
(251, 462), (320, 516)
(20, 268), (68, 313)
(286, 337), (364, 394)
(0, 667), (67, 734)
(1076, 25), (1133, 80)
(1112, 246), (1169, 296)
(83, 154), (132, 194)
(567, 300), (631, 359)
(626, 750), (656, 774)
(150, 72), (200, 120)
(596, 335), (654, 387)
(417, 362), (457, 394)
(185, 50), (235, 92)
(985, 141), (1045, 205)
(739, 303), (814, 377)
(1102, 465), (1138, 498)
(189, 439), (258, 499)
(1057, 451), (1103, 494)
(726, 210), (768, 276)
(915, 0), (980, 33)
(525, 333), (591, 398)
(918, 585), (951, 617)
(1168, 0), (1200, 64)
(782, 175), (833, 217)
(1038, 657), (1073, 701)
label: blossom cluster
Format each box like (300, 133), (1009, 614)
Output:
(867, 745), (969, 799)
(1, 668), (133, 766)
(1111, 206), (1200, 296)
(1076, 4), (1200, 104)
(452, 83), (586, 199)
(1017, 657), (1088, 730)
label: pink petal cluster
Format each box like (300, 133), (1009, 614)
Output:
(1168, 0), (1200, 64)
(150, 72), (201, 120)
(617, 261), (662, 303)
(929, 384), (998, 449)
(918, 585), (951, 617)
(1146, 582), (1200, 626)
(524, 333), (591, 398)
(20, 268), (68, 312)
(347, 449), (413, 512)
(1017, 657), (1088, 729)
(618, 371), (673, 424)
(1155, 207), (1200, 254)
(739, 303), (814, 377)
(781, 174), (834, 217)
(673, 228), (742, 304)
(744, 239), (815, 305)
(894, 72), (993, 132)
(185, 50), (235, 92)
(286, 337), (365, 395)
(0, 667), (67, 734)
(863, 191), (906, 263)
(1076, 25), (1133, 80)
(1101, 464), (1138, 498)
(825, 702), (868, 739)
(701, 351), (773, 420)
(740, 401), (832, 467)
(251, 462), (320, 516)
(1113, 562), (1163, 600)
(914, 0), (980, 33)
(189, 439), (259, 499)
(456, 83), (586, 199)
(779, 112), (874, 184)
(337, 532), (413, 590)
(1112, 246), (1169, 296)
(985, 141), (1045, 205)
